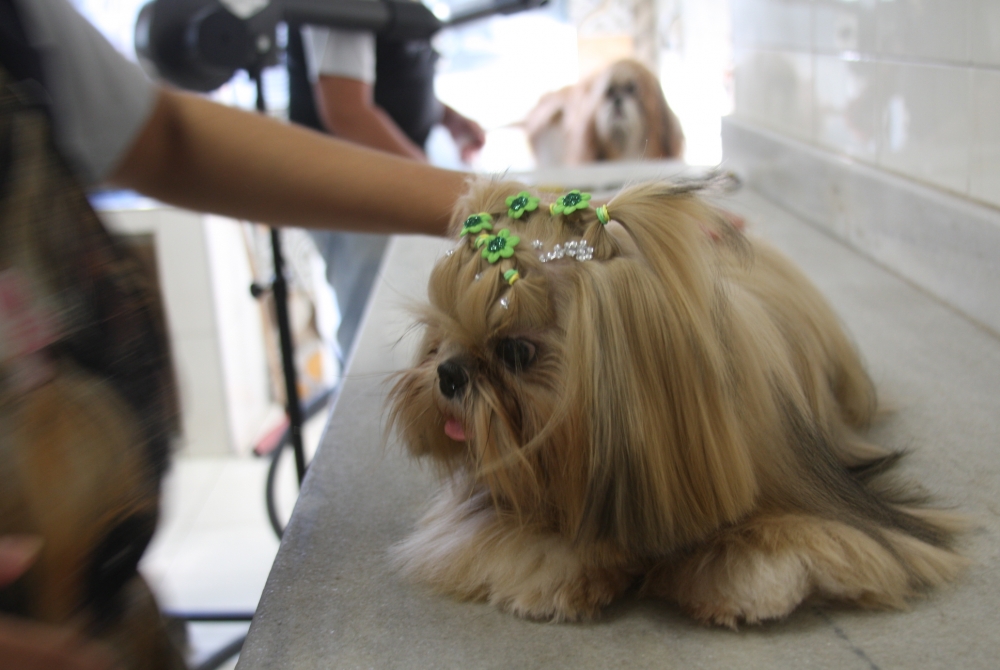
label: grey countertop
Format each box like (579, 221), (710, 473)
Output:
(236, 189), (1000, 669)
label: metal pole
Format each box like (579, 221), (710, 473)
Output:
(253, 66), (307, 485)
(269, 224), (307, 484)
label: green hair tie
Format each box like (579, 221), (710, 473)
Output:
(596, 204), (610, 225)
(503, 268), (520, 285)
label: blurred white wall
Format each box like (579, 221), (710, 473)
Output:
(730, 0), (998, 209)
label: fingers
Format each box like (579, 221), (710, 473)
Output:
(0, 536), (44, 586)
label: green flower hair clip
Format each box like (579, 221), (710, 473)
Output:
(476, 228), (520, 263)
(460, 212), (493, 236)
(550, 190), (592, 216)
(506, 191), (540, 219)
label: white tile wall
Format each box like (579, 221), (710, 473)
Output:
(734, 48), (815, 140)
(813, 0), (877, 55)
(970, 0), (1000, 66)
(877, 63), (972, 194)
(814, 55), (878, 160)
(875, 0), (969, 64)
(732, 0), (814, 50)
(730, 0), (1000, 209)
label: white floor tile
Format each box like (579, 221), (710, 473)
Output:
(139, 406), (330, 667)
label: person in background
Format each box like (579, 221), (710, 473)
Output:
(287, 19), (484, 354)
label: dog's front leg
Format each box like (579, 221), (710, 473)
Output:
(392, 483), (631, 621)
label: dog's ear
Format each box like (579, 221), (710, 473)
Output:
(638, 68), (684, 160)
(655, 98), (685, 159)
(523, 89), (568, 140)
(560, 109), (601, 165)
(563, 187), (756, 554)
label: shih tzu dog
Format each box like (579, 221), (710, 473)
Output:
(524, 59), (685, 168)
(387, 179), (966, 627)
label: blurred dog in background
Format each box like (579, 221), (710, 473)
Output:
(524, 59), (684, 168)
(0, 82), (185, 668)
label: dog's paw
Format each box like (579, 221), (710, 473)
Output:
(496, 568), (630, 622)
(654, 549), (810, 629)
(682, 554), (811, 629)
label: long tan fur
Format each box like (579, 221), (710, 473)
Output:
(524, 59), (684, 168)
(387, 179), (966, 625)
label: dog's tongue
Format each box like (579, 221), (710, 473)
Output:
(444, 418), (467, 442)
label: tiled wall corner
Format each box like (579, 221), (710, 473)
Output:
(722, 117), (1000, 336)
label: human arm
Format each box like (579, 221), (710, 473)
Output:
(313, 75), (427, 161)
(108, 87), (468, 237)
(0, 536), (117, 670)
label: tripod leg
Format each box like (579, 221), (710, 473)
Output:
(269, 227), (307, 484)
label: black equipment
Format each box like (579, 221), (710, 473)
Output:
(136, 0), (547, 92)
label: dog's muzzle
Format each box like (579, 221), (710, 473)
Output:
(437, 360), (468, 399)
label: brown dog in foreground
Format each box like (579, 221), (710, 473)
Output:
(388, 179), (965, 626)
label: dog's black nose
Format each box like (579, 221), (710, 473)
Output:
(437, 360), (468, 399)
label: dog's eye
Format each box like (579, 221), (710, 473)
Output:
(621, 81), (636, 96)
(495, 338), (536, 372)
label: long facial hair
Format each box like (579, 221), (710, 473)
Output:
(388, 178), (958, 568)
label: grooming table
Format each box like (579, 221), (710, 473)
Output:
(236, 187), (1000, 670)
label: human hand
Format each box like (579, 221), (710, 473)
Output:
(0, 536), (119, 670)
(441, 105), (486, 164)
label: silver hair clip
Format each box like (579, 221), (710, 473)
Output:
(536, 239), (594, 263)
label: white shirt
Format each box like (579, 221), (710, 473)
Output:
(12, 0), (156, 185)
(300, 25), (376, 85)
